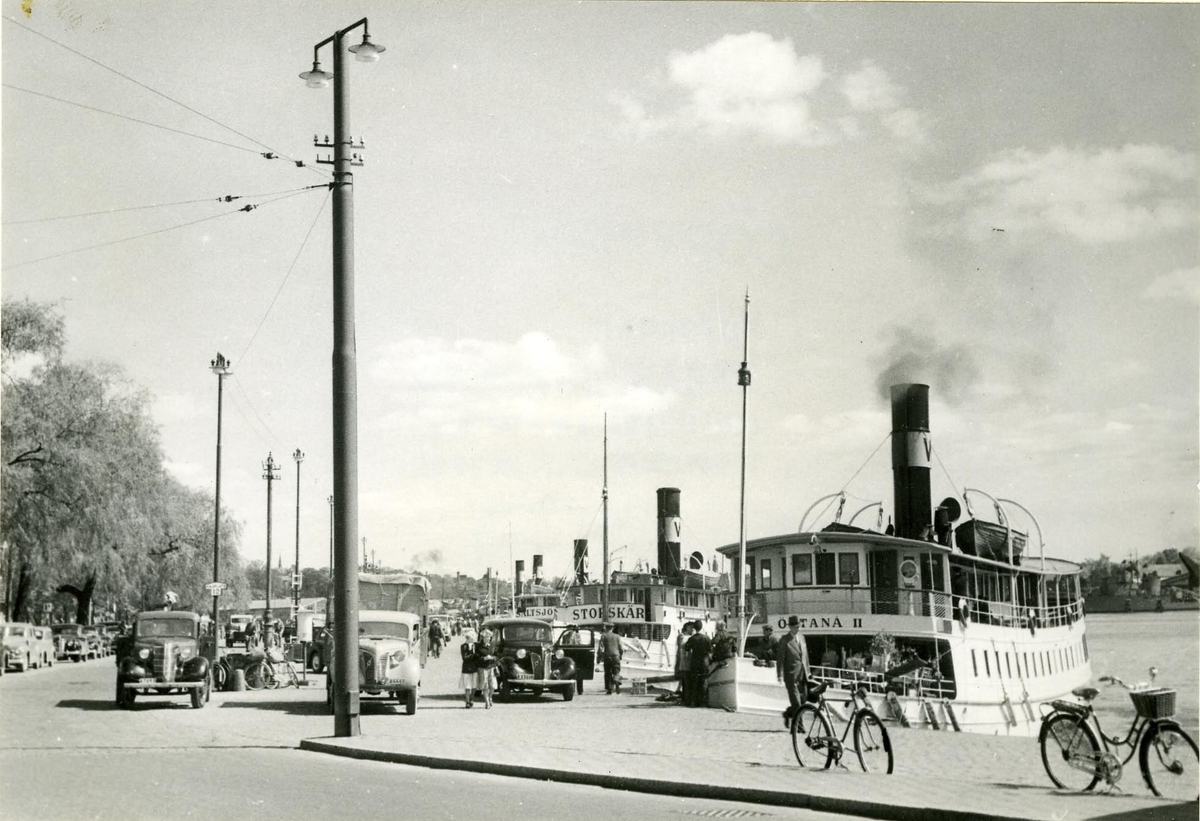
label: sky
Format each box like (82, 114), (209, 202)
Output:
(2, 1), (1197, 584)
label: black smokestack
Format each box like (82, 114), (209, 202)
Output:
(514, 560), (524, 595)
(573, 539), (588, 585)
(890, 384), (932, 541)
(532, 554), (543, 582)
(656, 488), (681, 578)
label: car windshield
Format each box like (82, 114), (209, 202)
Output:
(359, 621), (409, 639)
(502, 625), (551, 643)
(138, 618), (196, 638)
(9, 626), (28, 637)
(52, 625), (81, 637)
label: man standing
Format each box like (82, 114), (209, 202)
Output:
(761, 625), (779, 661)
(684, 621), (712, 708)
(675, 621), (695, 704)
(777, 614), (811, 726)
(599, 623), (623, 695)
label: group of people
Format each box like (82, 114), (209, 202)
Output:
(672, 620), (736, 707)
(459, 625), (497, 708)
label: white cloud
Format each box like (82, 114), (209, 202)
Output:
(1143, 266), (1200, 305)
(841, 61), (900, 112)
(369, 333), (673, 434)
(619, 32), (828, 144)
(923, 144), (1198, 243)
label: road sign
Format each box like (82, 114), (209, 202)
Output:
(42, 602), (53, 613)
(205, 582), (227, 596)
(292, 573), (302, 590)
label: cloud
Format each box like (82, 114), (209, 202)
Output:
(1143, 266), (1200, 305)
(839, 61), (928, 146)
(369, 333), (673, 433)
(619, 32), (828, 143)
(921, 144), (1197, 243)
(872, 326), (981, 406)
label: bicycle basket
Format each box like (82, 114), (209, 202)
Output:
(1129, 688), (1175, 720)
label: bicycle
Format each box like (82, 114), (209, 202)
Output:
(244, 656), (301, 691)
(791, 681), (894, 774)
(1039, 667), (1198, 801)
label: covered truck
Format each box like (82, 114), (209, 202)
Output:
(325, 572), (430, 715)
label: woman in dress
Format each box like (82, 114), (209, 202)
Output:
(471, 626), (498, 709)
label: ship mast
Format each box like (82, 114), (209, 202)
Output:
(602, 413), (609, 625)
(736, 289), (752, 655)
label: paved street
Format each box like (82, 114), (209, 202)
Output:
(0, 645), (859, 821)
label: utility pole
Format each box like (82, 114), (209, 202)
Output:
(262, 453), (281, 640)
(209, 354), (231, 661)
(293, 449), (305, 619)
(602, 413), (609, 625)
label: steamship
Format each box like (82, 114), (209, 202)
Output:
(511, 490), (727, 682)
(706, 384), (1091, 736)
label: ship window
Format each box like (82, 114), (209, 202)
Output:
(1082, 635), (1088, 661)
(815, 553), (837, 585)
(838, 553), (861, 585)
(792, 554), (812, 585)
(971, 649), (978, 677)
(983, 651), (990, 677)
(760, 559), (773, 590)
(1005, 653), (1012, 678)
(994, 651), (1002, 678)
(745, 558), (754, 593)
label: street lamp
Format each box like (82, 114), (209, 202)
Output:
(209, 353), (232, 662)
(293, 449), (305, 619)
(300, 17), (385, 739)
(262, 453), (281, 641)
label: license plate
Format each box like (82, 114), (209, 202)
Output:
(138, 677), (156, 684)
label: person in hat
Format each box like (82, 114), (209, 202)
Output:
(684, 621), (712, 707)
(777, 615), (811, 726)
(599, 623), (623, 694)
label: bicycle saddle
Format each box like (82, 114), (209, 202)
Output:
(1071, 686), (1099, 701)
(806, 681), (828, 700)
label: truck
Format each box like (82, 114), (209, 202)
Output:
(325, 572), (430, 715)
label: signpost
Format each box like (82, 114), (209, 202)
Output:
(205, 582), (227, 597)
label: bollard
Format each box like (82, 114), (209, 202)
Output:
(231, 668), (247, 692)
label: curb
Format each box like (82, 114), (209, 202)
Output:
(298, 739), (1029, 821)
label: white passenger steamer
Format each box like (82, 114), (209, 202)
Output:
(706, 384), (1091, 736)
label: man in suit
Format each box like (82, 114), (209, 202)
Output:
(599, 623), (623, 694)
(777, 614), (811, 726)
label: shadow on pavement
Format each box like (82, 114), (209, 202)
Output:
(55, 699), (120, 711)
(1093, 804), (1198, 821)
(217, 699), (329, 716)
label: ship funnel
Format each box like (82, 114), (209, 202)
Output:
(890, 384), (933, 541)
(532, 554), (543, 582)
(514, 560), (525, 595)
(656, 487), (682, 578)
(573, 539), (589, 585)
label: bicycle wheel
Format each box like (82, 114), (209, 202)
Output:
(244, 661), (267, 691)
(1139, 721), (1199, 801)
(263, 662), (280, 690)
(853, 710), (894, 774)
(791, 704), (834, 769)
(1040, 713), (1101, 791)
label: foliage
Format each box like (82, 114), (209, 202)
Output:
(868, 630), (896, 660)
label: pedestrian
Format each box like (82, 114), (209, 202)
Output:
(471, 626), (497, 708)
(429, 618), (445, 658)
(675, 621), (695, 703)
(778, 614), (811, 727)
(459, 635), (479, 708)
(761, 625), (778, 662)
(711, 622), (735, 664)
(684, 621), (712, 707)
(599, 623), (623, 694)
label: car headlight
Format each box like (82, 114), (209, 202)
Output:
(516, 648), (526, 659)
(138, 648), (150, 659)
(389, 649), (407, 664)
(179, 647), (192, 660)
(555, 649), (564, 660)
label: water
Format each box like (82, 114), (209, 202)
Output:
(1085, 610), (1198, 736)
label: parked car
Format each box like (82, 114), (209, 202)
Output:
(225, 614), (254, 647)
(81, 626), (105, 658)
(324, 610), (423, 715)
(2, 623), (38, 672)
(31, 626), (56, 668)
(483, 617), (596, 702)
(51, 624), (89, 662)
(114, 610), (211, 709)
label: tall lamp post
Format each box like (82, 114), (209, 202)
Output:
(292, 449), (305, 619)
(262, 453), (281, 641)
(300, 18), (384, 738)
(210, 353), (232, 661)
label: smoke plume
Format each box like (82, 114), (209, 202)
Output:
(408, 549), (444, 570)
(873, 326), (979, 406)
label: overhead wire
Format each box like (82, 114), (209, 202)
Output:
(2, 184), (330, 226)
(1, 187), (323, 271)
(2, 14), (327, 178)
(227, 377), (283, 451)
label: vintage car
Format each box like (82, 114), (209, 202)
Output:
(2, 623), (39, 672)
(51, 623), (89, 662)
(225, 614), (254, 647)
(483, 617), (596, 702)
(81, 626), (105, 658)
(114, 610), (211, 709)
(325, 610), (423, 715)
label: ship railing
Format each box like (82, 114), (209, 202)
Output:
(810, 664), (956, 699)
(953, 593), (1083, 629)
